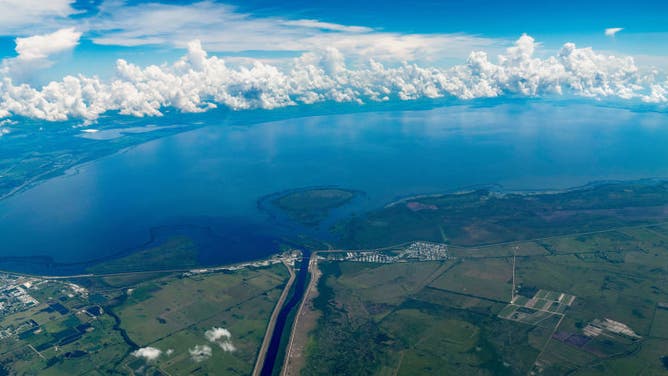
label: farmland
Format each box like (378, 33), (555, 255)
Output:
(0, 263), (290, 375)
(297, 222), (668, 375)
(335, 180), (668, 248)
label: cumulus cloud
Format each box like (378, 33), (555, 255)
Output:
(189, 344), (212, 362)
(131, 347), (162, 361)
(14, 28), (81, 61)
(2, 28), (82, 81)
(0, 34), (665, 123)
(605, 28), (624, 37)
(204, 327), (232, 342)
(205, 327), (236, 352)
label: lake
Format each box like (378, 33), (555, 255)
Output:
(0, 102), (667, 274)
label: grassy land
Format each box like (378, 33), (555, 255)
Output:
(272, 188), (356, 226)
(0, 264), (290, 375)
(301, 222), (668, 375)
(334, 181), (668, 248)
(87, 236), (200, 274)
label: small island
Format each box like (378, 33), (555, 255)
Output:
(271, 188), (358, 226)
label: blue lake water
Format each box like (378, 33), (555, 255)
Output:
(1, 102), (667, 273)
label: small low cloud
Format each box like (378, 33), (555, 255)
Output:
(0, 119), (13, 136)
(205, 327), (236, 352)
(204, 327), (231, 342)
(605, 28), (623, 37)
(132, 347), (162, 361)
(189, 344), (212, 362)
(219, 341), (236, 352)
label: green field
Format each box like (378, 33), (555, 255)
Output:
(5, 180), (668, 375)
(334, 181), (668, 248)
(301, 222), (668, 375)
(0, 264), (289, 375)
(87, 236), (200, 274)
(117, 265), (288, 375)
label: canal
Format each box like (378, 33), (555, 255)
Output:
(261, 249), (311, 375)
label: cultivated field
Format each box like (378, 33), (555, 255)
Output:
(0, 264), (290, 375)
(299, 222), (668, 375)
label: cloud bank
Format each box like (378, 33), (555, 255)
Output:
(0, 34), (666, 123)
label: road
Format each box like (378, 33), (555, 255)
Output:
(252, 260), (296, 376)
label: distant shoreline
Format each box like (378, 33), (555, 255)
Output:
(384, 178), (668, 208)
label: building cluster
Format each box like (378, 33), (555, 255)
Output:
(184, 250), (302, 276)
(0, 274), (41, 315)
(583, 318), (641, 339)
(402, 242), (449, 261)
(322, 242), (451, 264)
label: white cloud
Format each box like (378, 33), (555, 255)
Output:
(605, 28), (624, 37)
(0, 121), (10, 136)
(1, 28), (82, 81)
(205, 327), (236, 352)
(219, 341), (236, 352)
(0, 0), (76, 35)
(88, 1), (499, 63)
(281, 20), (373, 33)
(189, 344), (212, 362)
(0, 34), (665, 123)
(131, 347), (162, 361)
(204, 327), (232, 342)
(14, 28), (81, 61)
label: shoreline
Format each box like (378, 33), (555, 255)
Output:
(2, 178), (668, 279)
(0, 249), (301, 281)
(384, 178), (668, 208)
(0, 98), (493, 205)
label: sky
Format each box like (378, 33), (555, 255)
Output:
(0, 0), (666, 124)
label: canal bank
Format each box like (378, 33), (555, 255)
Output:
(260, 250), (311, 375)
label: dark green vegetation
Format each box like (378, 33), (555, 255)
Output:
(302, 224), (668, 375)
(272, 188), (357, 226)
(4, 180), (668, 375)
(335, 181), (668, 248)
(87, 236), (199, 274)
(0, 264), (289, 375)
(300, 181), (668, 375)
